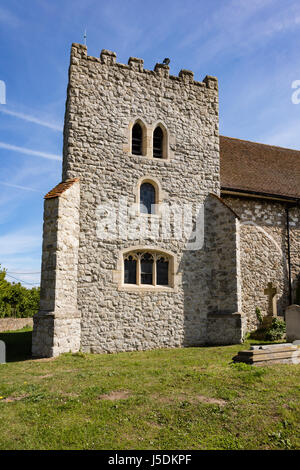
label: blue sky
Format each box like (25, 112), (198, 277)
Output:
(0, 0), (300, 286)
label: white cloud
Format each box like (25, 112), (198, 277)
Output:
(0, 181), (41, 192)
(0, 6), (20, 28)
(0, 157), (58, 225)
(0, 141), (61, 160)
(0, 228), (41, 257)
(179, 0), (300, 66)
(5, 272), (40, 286)
(260, 120), (300, 150)
(0, 255), (41, 286)
(0, 107), (63, 131)
(0, 228), (42, 286)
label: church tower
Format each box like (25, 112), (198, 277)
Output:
(32, 44), (243, 357)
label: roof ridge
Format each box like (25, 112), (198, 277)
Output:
(220, 135), (300, 153)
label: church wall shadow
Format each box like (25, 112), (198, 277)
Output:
(180, 194), (242, 347)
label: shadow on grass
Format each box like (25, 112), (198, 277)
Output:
(0, 329), (32, 362)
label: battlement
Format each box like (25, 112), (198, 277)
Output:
(70, 43), (218, 91)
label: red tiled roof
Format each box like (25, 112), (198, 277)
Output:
(220, 136), (300, 200)
(44, 178), (79, 199)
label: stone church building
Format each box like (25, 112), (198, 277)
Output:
(32, 43), (300, 357)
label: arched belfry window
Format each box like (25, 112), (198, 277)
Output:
(140, 182), (155, 214)
(132, 123), (143, 155)
(153, 126), (163, 158)
(123, 250), (171, 287)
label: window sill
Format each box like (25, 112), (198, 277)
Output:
(139, 212), (160, 218)
(118, 284), (175, 293)
(127, 153), (170, 162)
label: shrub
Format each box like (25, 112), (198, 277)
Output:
(265, 318), (286, 341)
(249, 317), (286, 341)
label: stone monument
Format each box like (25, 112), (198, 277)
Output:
(233, 343), (300, 366)
(263, 282), (278, 327)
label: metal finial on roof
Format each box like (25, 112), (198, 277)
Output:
(83, 29), (87, 46)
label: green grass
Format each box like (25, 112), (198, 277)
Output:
(0, 328), (299, 450)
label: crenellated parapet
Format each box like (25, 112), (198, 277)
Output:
(69, 42), (218, 91)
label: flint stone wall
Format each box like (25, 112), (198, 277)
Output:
(223, 196), (300, 332)
(207, 313), (244, 345)
(289, 206), (300, 303)
(205, 196), (244, 344)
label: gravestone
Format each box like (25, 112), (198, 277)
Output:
(233, 343), (300, 366)
(0, 340), (5, 364)
(286, 305), (300, 342)
(250, 343), (294, 350)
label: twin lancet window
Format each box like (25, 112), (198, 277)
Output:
(124, 252), (169, 286)
(131, 123), (164, 158)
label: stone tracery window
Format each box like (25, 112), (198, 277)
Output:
(124, 255), (137, 284)
(140, 253), (153, 284)
(156, 255), (169, 286)
(123, 251), (170, 287)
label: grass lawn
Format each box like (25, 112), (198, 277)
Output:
(0, 328), (299, 450)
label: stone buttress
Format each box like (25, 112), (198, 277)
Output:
(32, 178), (81, 357)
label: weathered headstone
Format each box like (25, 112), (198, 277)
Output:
(286, 305), (300, 342)
(0, 340), (5, 364)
